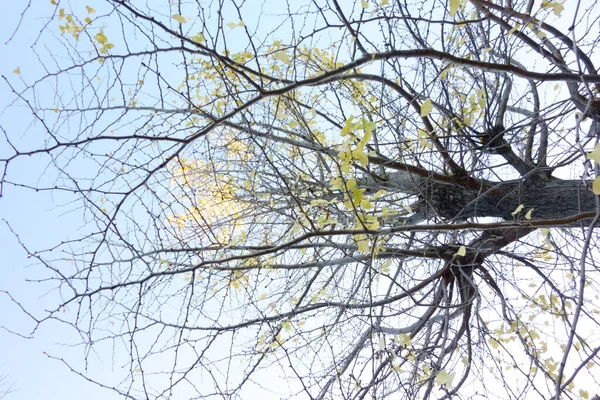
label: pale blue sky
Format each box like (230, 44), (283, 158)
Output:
(0, 2), (122, 399)
(0, 1), (286, 398)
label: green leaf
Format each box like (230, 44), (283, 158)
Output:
(420, 98), (433, 117)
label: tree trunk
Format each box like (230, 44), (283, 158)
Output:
(429, 177), (595, 221)
(364, 171), (596, 222)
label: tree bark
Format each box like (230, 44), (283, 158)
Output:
(429, 177), (595, 221)
(363, 171), (596, 222)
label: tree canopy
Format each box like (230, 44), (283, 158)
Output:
(2, 0), (600, 399)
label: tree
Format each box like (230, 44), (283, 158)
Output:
(2, 0), (600, 398)
(0, 374), (14, 400)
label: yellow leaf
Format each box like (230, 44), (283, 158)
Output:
(190, 32), (205, 44)
(310, 199), (328, 206)
(420, 98), (433, 117)
(587, 143), (600, 164)
(362, 215), (379, 230)
(13, 67), (21, 75)
(172, 14), (186, 24)
(380, 259), (392, 274)
(525, 209), (534, 220)
(378, 0), (389, 5)
(579, 390), (589, 400)
(354, 234), (370, 253)
(508, 23), (521, 35)
(394, 333), (411, 348)
(440, 66), (451, 80)
(94, 30), (107, 45)
(435, 369), (456, 387)
(361, 0), (368, 8)
(511, 204), (524, 216)
(50, 0), (56, 4)
(540, 227), (550, 242)
(58, 8), (65, 20)
(282, 320), (292, 332)
(449, 0), (460, 17)
(86, 6), (95, 14)
(352, 148), (368, 167)
(340, 116), (356, 136)
(274, 51), (291, 65)
(418, 129), (432, 149)
(542, 1), (564, 16)
(454, 245), (466, 257)
(593, 177), (600, 195)
(226, 20), (245, 29)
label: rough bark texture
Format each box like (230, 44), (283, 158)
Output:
(429, 177), (595, 221)
(363, 171), (595, 223)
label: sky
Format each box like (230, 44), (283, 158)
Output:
(0, 1), (287, 399)
(0, 2), (123, 399)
